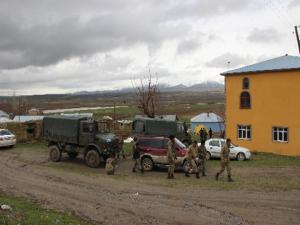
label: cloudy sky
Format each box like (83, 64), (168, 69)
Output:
(0, 0), (299, 95)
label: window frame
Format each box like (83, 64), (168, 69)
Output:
(240, 91), (251, 109)
(272, 126), (289, 143)
(242, 77), (250, 89)
(237, 125), (252, 140)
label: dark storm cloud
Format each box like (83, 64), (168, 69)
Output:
(166, 0), (259, 20)
(206, 53), (251, 69)
(0, 0), (262, 70)
(289, 0), (300, 8)
(247, 28), (283, 43)
(0, 10), (186, 69)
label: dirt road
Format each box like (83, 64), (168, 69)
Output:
(0, 147), (299, 225)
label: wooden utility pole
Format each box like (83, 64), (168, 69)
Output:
(113, 102), (116, 131)
(295, 26), (300, 55)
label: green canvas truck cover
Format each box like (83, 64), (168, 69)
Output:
(133, 116), (177, 136)
(43, 116), (87, 144)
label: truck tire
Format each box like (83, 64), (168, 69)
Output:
(85, 149), (100, 168)
(49, 145), (62, 162)
(68, 152), (78, 159)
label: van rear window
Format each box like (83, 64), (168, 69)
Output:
(138, 139), (163, 149)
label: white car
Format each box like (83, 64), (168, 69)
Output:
(0, 129), (16, 148)
(200, 138), (251, 161)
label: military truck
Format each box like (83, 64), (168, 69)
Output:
(43, 116), (120, 168)
(132, 115), (191, 146)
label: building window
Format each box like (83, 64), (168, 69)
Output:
(240, 91), (251, 109)
(273, 127), (288, 142)
(243, 77), (249, 89)
(238, 125), (251, 140)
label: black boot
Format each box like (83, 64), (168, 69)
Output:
(215, 173), (219, 181)
(228, 176), (234, 182)
(132, 168), (136, 173)
(185, 171), (190, 177)
(140, 168), (144, 174)
(196, 173), (200, 179)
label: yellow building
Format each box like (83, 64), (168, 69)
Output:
(221, 55), (300, 156)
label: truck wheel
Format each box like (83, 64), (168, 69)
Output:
(49, 145), (62, 162)
(68, 152), (78, 159)
(85, 149), (100, 168)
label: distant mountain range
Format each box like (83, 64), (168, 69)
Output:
(73, 81), (224, 96)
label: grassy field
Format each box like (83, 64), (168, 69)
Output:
(66, 102), (225, 122)
(0, 192), (89, 225)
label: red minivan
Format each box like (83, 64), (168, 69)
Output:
(136, 136), (189, 171)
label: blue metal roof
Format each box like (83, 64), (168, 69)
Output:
(221, 55), (300, 75)
(191, 112), (224, 123)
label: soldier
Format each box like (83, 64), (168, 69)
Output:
(117, 136), (126, 159)
(215, 138), (234, 182)
(198, 140), (207, 176)
(167, 135), (177, 179)
(105, 153), (118, 175)
(200, 128), (208, 143)
(185, 141), (200, 178)
(132, 138), (144, 173)
(209, 128), (213, 139)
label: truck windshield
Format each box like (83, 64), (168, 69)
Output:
(97, 122), (110, 133)
(82, 123), (95, 133)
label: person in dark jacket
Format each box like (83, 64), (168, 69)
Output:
(209, 128), (213, 139)
(132, 138), (144, 173)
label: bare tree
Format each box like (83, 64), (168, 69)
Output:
(133, 69), (161, 118)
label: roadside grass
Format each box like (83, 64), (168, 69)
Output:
(0, 192), (89, 225)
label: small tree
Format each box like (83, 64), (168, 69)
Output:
(133, 69), (160, 118)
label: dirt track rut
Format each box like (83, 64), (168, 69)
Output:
(0, 149), (299, 225)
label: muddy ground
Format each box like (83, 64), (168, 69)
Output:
(0, 146), (299, 225)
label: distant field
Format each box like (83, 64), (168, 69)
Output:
(77, 102), (225, 121)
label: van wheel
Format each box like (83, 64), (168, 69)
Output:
(142, 157), (154, 171)
(85, 149), (100, 168)
(49, 145), (61, 162)
(236, 152), (246, 161)
(68, 152), (78, 159)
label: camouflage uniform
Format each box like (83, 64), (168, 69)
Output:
(198, 143), (207, 176)
(186, 144), (199, 177)
(167, 140), (176, 178)
(105, 157), (117, 175)
(132, 142), (143, 173)
(216, 144), (233, 181)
